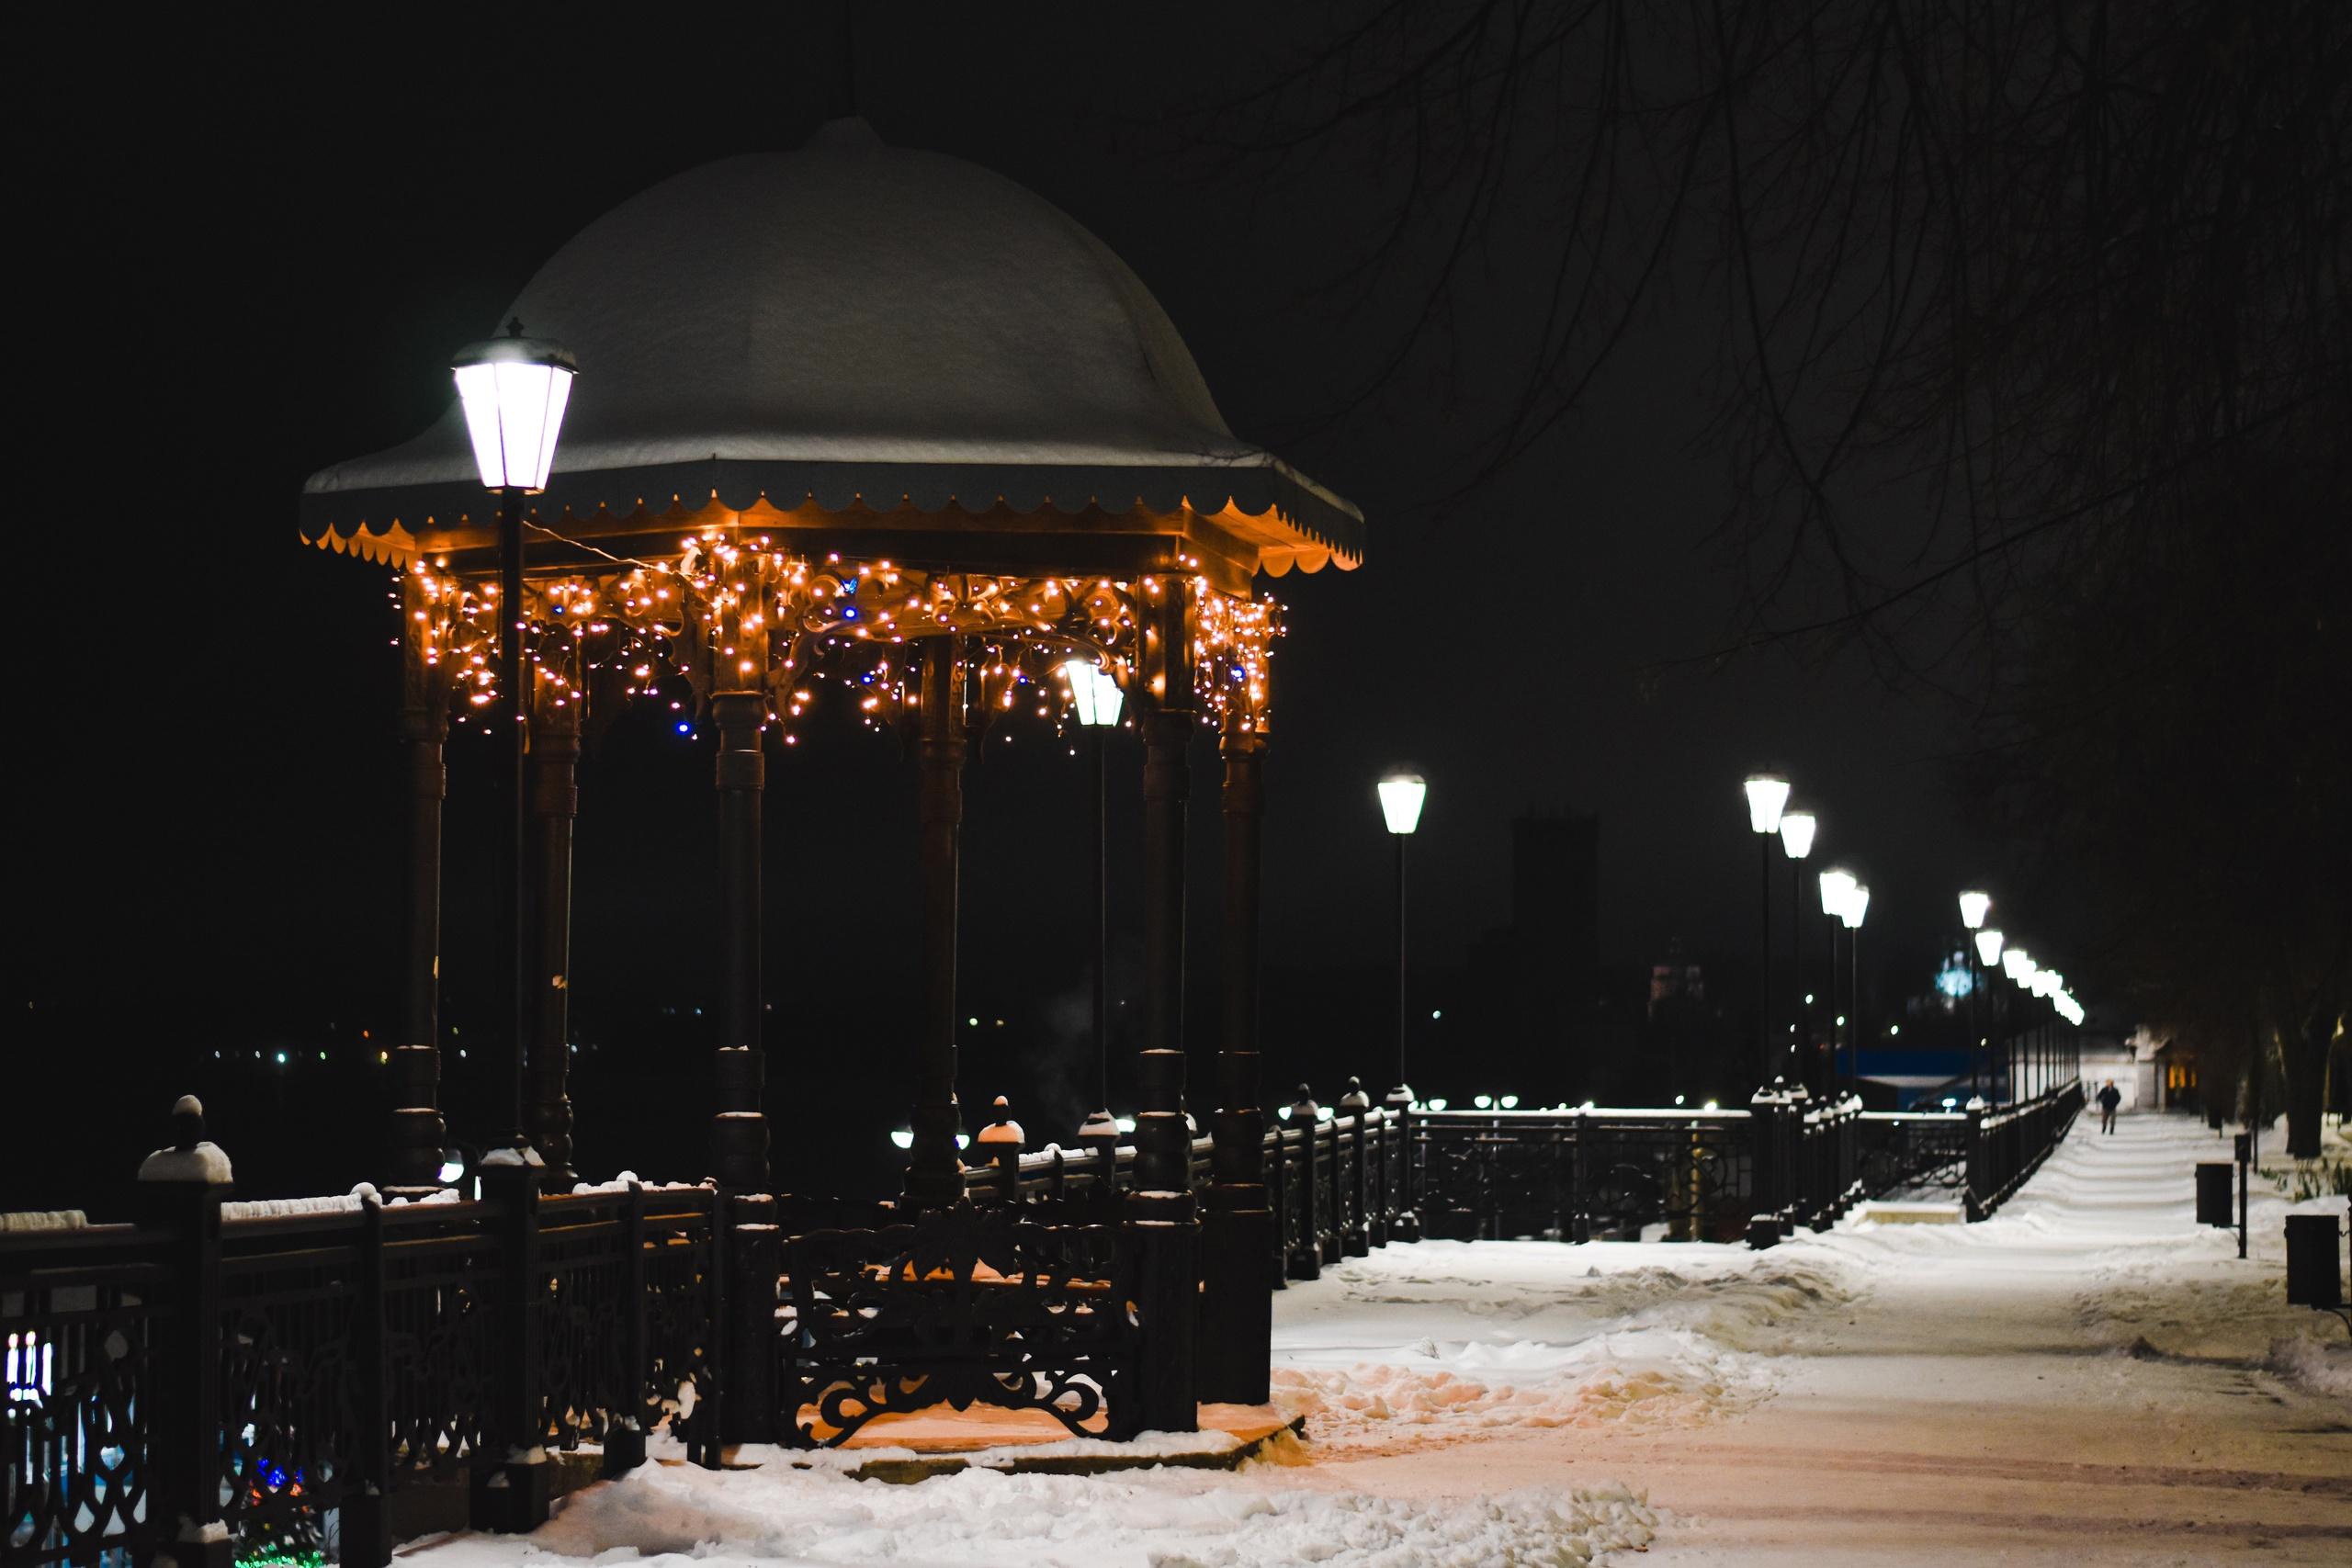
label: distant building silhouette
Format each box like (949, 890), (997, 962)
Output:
(1460, 810), (1600, 1100)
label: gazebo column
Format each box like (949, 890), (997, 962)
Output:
(1130, 581), (1198, 1433)
(527, 684), (581, 1188)
(904, 639), (968, 1209)
(709, 689), (770, 1189)
(1136, 697), (1193, 1191)
(1200, 706), (1271, 1404)
(389, 623), (450, 1194)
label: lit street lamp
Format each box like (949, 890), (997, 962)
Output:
(1378, 772), (1427, 1098)
(1779, 809), (1816, 1089)
(1062, 659), (1125, 1151)
(451, 321), (577, 1147)
(1743, 774), (1792, 1088)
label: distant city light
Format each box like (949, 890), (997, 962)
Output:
(1499, 1095), (1521, 1110)
(1474, 1094), (1493, 1109)
(889, 1130), (914, 1149)
(1430, 1009), (1442, 1021)
(274, 1051), (288, 1066)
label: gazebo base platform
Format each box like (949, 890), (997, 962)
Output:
(761, 1403), (1303, 1483)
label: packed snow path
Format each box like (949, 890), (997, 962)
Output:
(406, 1112), (2347, 1567)
(1272, 1111), (2351, 1565)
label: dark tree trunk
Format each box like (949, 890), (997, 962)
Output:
(2281, 982), (2342, 1159)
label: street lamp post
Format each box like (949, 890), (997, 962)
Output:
(1818, 869), (1856, 1094)
(1063, 660), (1125, 1155)
(1841, 884), (1869, 1100)
(1780, 810), (1817, 1089)
(1743, 775), (1792, 1089)
(1378, 773), (1427, 1099)
(450, 321), (576, 1148)
(1974, 926), (2005, 1101)
(2003, 949), (2034, 1101)
(1959, 892), (1991, 1099)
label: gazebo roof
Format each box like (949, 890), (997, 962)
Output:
(302, 120), (1361, 579)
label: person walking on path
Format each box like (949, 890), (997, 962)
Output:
(2097, 1079), (2121, 1134)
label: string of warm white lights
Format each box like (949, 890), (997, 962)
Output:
(394, 533), (1283, 745)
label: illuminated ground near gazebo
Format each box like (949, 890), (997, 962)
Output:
(407, 1113), (2349, 1567)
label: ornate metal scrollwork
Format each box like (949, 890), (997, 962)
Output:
(777, 1201), (1133, 1448)
(3, 1287), (158, 1565)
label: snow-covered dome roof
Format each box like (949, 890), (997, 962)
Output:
(302, 120), (1360, 571)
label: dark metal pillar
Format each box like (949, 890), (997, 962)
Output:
(904, 639), (968, 1208)
(1201, 708), (1270, 1404)
(1130, 581), (1197, 1433)
(1756, 832), (1774, 1089)
(709, 690), (769, 1188)
(1789, 860), (1804, 1090)
(500, 488), (529, 1145)
(1393, 833), (1410, 1092)
(1137, 699), (1193, 1192)
(390, 596), (450, 1193)
(528, 686), (581, 1188)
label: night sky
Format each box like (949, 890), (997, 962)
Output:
(12, 9), (1997, 1204)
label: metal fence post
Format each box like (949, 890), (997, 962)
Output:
(471, 1146), (550, 1532)
(342, 1193), (392, 1568)
(603, 1182), (650, 1475)
(137, 1096), (232, 1568)
(1286, 1089), (1322, 1280)
(1747, 1080), (1791, 1247)
(1384, 1087), (1420, 1242)
(1340, 1078), (1372, 1257)
(1962, 1099), (1990, 1221)
(723, 1194), (778, 1445)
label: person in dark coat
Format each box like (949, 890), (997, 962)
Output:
(2097, 1080), (2122, 1134)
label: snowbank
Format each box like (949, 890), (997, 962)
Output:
(414, 1450), (1655, 1568)
(1268, 1242), (1847, 1449)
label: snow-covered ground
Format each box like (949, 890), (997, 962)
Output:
(401, 1112), (2349, 1567)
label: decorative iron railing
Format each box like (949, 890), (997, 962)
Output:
(6, 1078), (2084, 1564)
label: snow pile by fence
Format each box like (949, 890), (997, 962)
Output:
(0, 1211), (87, 1233)
(222, 1184), (379, 1221)
(1267, 1240), (1849, 1448)
(419, 1450), (1656, 1568)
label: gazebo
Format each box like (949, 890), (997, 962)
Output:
(300, 119), (1361, 1434)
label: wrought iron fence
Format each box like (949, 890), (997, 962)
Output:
(7, 1077), (2085, 1564)
(3, 1171), (725, 1568)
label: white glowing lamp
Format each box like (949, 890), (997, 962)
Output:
(450, 321), (578, 491)
(1743, 774), (1791, 834)
(1842, 884), (1870, 930)
(1059, 659), (1125, 728)
(1959, 890), (1992, 931)
(1779, 809), (1817, 860)
(1379, 773), (1427, 836)
(1974, 928), (2005, 966)
(2004, 949), (2033, 982)
(1818, 867), (1857, 919)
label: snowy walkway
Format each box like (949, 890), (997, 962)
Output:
(407, 1112), (2350, 1568)
(1272, 1111), (2350, 1564)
